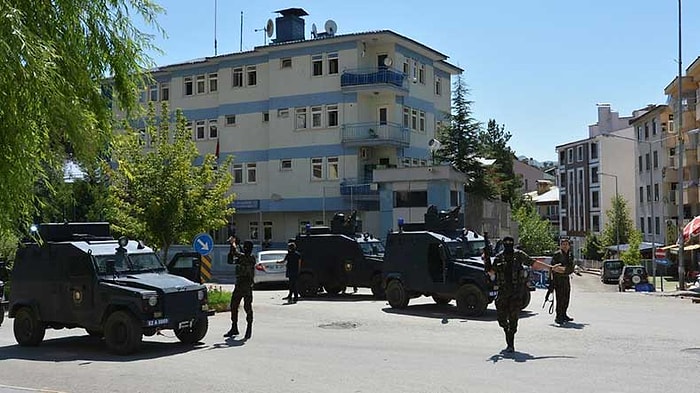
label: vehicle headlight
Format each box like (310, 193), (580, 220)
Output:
(198, 290), (205, 301)
(148, 296), (158, 307)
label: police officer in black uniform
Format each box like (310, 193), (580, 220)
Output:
(280, 242), (302, 303)
(225, 238), (256, 339)
(551, 237), (575, 324)
(487, 236), (545, 353)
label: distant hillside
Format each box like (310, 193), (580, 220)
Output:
(517, 155), (556, 169)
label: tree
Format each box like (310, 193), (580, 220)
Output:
(621, 229), (643, 266)
(0, 0), (162, 233)
(107, 103), (234, 259)
(513, 199), (557, 255)
(434, 75), (493, 199)
(582, 232), (604, 261)
(480, 119), (522, 205)
(601, 195), (635, 248)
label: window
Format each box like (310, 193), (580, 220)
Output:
(246, 66), (257, 86)
(311, 158), (323, 180)
(160, 83), (169, 101)
(403, 60), (409, 75)
(640, 218), (645, 233)
(403, 107), (410, 128)
(652, 118), (657, 135)
(559, 151), (566, 164)
(328, 53), (338, 75)
(418, 64), (425, 84)
(590, 142), (598, 159)
(637, 125), (642, 140)
(246, 163), (257, 183)
(576, 145), (583, 161)
(249, 221), (259, 241)
(411, 109), (418, 130)
(280, 159), (292, 170)
(327, 157), (339, 180)
(567, 148), (573, 163)
(208, 120), (218, 139)
(195, 120), (206, 140)
(196, 75), (206, 94)
(278, 108), (289, 118)
(312, 55), (323, 76)
(645, 153), (650, 170)
(232, 68), (243, 87)
(419, 111), (426, 132)
(394, 191), (428, 208)
(184, 76), (193, 96)
(655, 217), (660, 235)
(262, 112), (269, 122)
(225, 115), (236, 126)
(412, 60), (418, 81)
(435, 77), (442, 95)
(592, 215), (601, 232)
(646, 185), (651, 201)
(638, 155), (643, 172)
(592, 191), (599, 208)
(653, 150), (658, 168)
(296, 107), (307, 129)
(149, 84), (158, 101)
(311, 106), (323, 128)
(654, 183), (659, 201)
(263, 221), (273, 243)
(647, 217), (652, 233)
(326, 105), (338, 127)
(233, 164), (243, 184)
(644, 122), (649, 139)
(591, 166), (599, 183)
(281, 57), (292, 68)
(208, 73), (218, 92)
(185, 121), (193, 135)
(639, 186), (644, 203)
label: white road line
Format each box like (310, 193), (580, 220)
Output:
(0, 385), (67, 393)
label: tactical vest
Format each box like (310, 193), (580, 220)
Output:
(493, 251), (529, 295)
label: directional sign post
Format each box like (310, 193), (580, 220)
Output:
(193, 233), (214, 256)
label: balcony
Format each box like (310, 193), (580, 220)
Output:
(341, 122), (410, 147)
(663, 165), (678, 183)
(340, 68), (408, 93)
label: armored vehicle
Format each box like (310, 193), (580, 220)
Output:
(8, 223), (214, 355)
(0, 259), (7, 327)
(295, 211), (385, 298)
(382, 206), (498, 316)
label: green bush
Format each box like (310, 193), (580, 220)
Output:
(207, 287), (231, 312)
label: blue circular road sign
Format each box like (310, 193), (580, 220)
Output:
(193, 233), (214, 256)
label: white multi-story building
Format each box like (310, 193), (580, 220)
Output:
(126, 8), (462, 246)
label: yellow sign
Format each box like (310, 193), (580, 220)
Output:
(200, 255), (212, 283)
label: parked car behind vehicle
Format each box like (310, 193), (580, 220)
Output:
(601, 259), (624, 284)
(254, 250), (289, 285)
(618, 265), (649, 291)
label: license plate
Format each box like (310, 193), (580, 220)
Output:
(147, 318), (169, 327)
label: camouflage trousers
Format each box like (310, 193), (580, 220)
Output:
(230, 285), (253, 324)
(495, 294), (521, 334)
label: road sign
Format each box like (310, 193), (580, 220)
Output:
(193, 233), (214, 256)
(654, 248), (666, 260)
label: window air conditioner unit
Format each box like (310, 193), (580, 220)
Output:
(360, 147), (371, 160)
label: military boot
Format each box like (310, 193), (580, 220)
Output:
(244, 321), (253, 339)
(223, 323), (239, 338)
(506, 332), (515, 353)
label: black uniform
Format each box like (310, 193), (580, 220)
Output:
(226, 243), (256, 338)
(491, 244), (533, 352)
(284, 250), (301, 302)
(550, 248), (574, 323)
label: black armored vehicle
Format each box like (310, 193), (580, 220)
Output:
(8, 222), (214, 355)
(383, 206), (498, 316)
(295, 211), (385, 298)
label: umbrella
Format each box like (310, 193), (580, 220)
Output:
(682, 215), (700, 241)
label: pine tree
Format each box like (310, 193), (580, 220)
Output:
(481, 119), (522, 204)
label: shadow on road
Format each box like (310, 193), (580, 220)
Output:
(381, 304), (539, 322)
(0, 334), (205, 362)
(488, 351), (576, 363)
(298, 293), (381, 303)
(210, 336), (247, 349)
(550, 321), (588, 330)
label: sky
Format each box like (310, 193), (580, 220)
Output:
(135, 0), (700, 162)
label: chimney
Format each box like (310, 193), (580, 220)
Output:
(273, 8), (308, 43)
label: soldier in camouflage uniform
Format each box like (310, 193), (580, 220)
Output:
(550, 237), (575, 324)
(225, 239), (256, 339)
(487, 236), (538, 353)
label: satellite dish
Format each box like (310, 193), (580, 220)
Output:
(383, 57), (393, 67)
(325, 19), (337, 36)
(311, 23), (317, 38)
(428, 138), (442, 152)
(266, 19), (274, 38)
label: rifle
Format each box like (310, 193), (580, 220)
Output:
(543, 270), (554, 314)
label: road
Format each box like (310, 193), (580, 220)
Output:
(0, 273), (699, 393)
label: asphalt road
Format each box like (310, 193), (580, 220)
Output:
(0, 273), (699, 393)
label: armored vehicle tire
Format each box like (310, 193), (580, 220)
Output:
(432, 295), (451, 305)
(520, 290), (532, 311)
(371, 273), (385, 299)
(104, 310), (143, 355)
(175, 317), (208, 344)
(455, 284), (488, 317)
(386, 280), (409, 309)
(86, 329), (103, 338)
(297, 274), (318, 297)
(13, 307), (45, 347)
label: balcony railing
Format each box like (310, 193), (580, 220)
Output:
(340, 68), (408, 90)
(341, 122), (410, 147)
(340, 179), (378, 197)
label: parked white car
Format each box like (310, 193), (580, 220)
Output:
(254, 250), (289, 285)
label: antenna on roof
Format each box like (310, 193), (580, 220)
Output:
(240, 11), (243, 52)
(213, 0), (218, 56)
(311, 23), (317, 39)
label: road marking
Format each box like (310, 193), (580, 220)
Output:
(0, 385), (67, 393)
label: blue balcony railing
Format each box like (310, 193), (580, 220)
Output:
(340, 179), (378, 197)
(341, 122), (410, 147)
(341, 68), (407, 90)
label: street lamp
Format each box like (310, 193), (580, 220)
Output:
(600, 172), (620, 255)
(676, 0), (685, 290)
